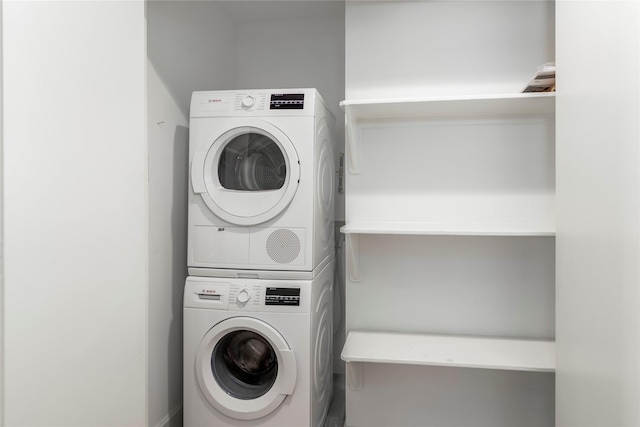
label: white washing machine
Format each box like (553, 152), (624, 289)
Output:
(183, 261), (334, 427)
(188, 88), (335, 278)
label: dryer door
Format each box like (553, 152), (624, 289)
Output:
(195, 317), (297, 421)
(191, 120), (301, 226)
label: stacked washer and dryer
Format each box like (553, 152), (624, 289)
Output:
(184, 89), (336, 427)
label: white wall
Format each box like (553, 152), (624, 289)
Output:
(3, 1), (147, 425)
(146, 0), (238, 118)
(147, 62), (189, 427)
(346, 0), (555, 100)
(556, 2), (640, 425)
(0, 0), (4, 422)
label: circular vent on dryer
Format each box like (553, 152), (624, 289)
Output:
(266, 229), (300, 264)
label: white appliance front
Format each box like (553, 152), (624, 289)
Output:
(188, 89), (335, 277)
(183, 261), (334, 427)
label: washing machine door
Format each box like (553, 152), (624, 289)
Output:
(195, 316), (297, 421)
(191, 120), (301, 226)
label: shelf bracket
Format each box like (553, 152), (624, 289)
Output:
(345, 361), (363, 391)
(344, 106), (361, 174)
(345, 233), (361, 282)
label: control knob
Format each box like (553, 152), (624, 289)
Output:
(237, 288), (251, 304)
(241, 95), (256, 110)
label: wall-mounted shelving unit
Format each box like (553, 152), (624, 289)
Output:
(341, 90), (556, 425)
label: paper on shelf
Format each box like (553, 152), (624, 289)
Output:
(522, 62), (556, 93)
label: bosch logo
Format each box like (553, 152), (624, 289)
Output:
(208, 99), (222, 103)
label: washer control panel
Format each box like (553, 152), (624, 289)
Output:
(227, 283), (301, 307)
(184, 277), (307, 312)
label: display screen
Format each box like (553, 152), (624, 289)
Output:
(265, 287), (301, 306)
(270, 93), (304, 110)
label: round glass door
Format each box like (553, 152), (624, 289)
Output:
(211, 330), (278, 400)
(192, 121), (300, 226)
(218, 133), (287, 192)
(195, 317), (297, 420)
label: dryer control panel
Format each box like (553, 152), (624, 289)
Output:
(190, 88), (319, 118)
(233, 92), (306, 112)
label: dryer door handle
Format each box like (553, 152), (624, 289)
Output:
(191, 151), (207, 194)
(278, 349), (297, 395)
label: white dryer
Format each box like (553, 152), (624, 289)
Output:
(183, 261), (334, 427)
(188, 89), (335, 278)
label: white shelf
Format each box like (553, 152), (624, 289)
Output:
(341, 221), (555, 237)
(341, 330), (556, 390)
(340, 92), (555, 120)
(340, 222), (554, 282)
(341, 92), (556, 174)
